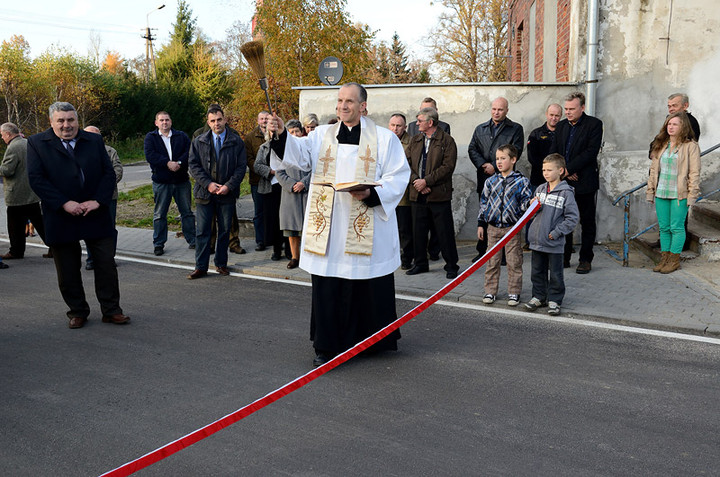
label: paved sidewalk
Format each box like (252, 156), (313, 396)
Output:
(1, 182), (718, 336)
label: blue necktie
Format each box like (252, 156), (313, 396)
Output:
(215, 136), (221, 159)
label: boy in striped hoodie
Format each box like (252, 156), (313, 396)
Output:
(478, 144), (533, 306)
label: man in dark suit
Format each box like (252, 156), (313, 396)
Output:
(549, 91), (603, 274)
(27, 101), (129, 329)
(187, 104), (247, 279)
(144, 111), (195, 256)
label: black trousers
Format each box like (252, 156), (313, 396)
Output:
(396, 205), (413, 266)
(564, 191), (597, 264)
(310, 273), (400, 354)
(6, 202), (46, 257)
(263, 183), (287, 254)
(476, 192), (488, 256)
(51, 236), (122, 319)
(411, 197), (459, 272)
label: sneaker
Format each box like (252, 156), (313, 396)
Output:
(548, 301), (561, 315)
(524, 297), (543, 311)
(482, 294), (496, 304)
(153, 246), (164, 256)
(507, 294), (520, 306)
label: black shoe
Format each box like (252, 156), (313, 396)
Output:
(429, 254), (440, 261)
(563, 260), (571, 268)
(401, 262), (413, 270)
(153, 246), (164, 256)
(255, 243), (266, 252)
(271, 252), (282, 261)
(0, 262), (8, 269)
(188, 243), (196, 249)
(313, 352), (335, 367)
(576, 261), (592, 274)
(85, 261), (94, 270)
(405, 265), (429, 276)
(446, 270), (458, 279)
(472, 253), (483, 262)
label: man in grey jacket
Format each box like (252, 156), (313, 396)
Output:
(187, 104), (247, 279)
(468, 97), (525, 261)
(1, 122), (50, 261)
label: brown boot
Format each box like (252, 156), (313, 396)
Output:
(653, 251), (669, 272)
(660, 253), (681, 274)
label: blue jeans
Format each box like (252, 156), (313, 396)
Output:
(195, 199), (234, 270)
(530, 250), (565, 305)
(251, 184), (265, 245)
(153, 181), (196, 247)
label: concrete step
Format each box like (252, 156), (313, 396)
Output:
(691, 200), (720, 230)
(687, 220), (720, 261)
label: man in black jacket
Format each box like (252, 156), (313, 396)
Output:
(468, 97), (525, 261)
(187, 104), (247, 279)
(144, 111), (195, 256)
(526, 104), (562, 188)
(549, 91), (603, 274)
(27, 101), (129, 329)
(667, 93), (700, 141)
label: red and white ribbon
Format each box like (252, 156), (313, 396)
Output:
(100, 201), (541, 477)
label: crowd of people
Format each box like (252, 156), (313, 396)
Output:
(0, 88), (702, 365)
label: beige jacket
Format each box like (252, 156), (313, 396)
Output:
(647, 140), (701, 205)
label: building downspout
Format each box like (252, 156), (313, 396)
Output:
(586, 0), (600, 115)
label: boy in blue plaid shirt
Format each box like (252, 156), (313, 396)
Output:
(478, 144), (532, 306)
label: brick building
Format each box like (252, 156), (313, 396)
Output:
(508, 0), (572, 82)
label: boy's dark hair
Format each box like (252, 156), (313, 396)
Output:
(497, 143), (519, 159)
(543, 153), (566, 170)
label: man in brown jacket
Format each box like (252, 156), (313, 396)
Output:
(244, 111), (270, 251)
(405, 107), (459, 279)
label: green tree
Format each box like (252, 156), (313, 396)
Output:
(0, 35), (32, 126)
(388, 33), (411, 82)
(170, 0), (197, 48)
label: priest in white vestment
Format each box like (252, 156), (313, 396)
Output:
(268, 83), (410, 367)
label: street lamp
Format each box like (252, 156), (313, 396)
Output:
(145, 4), (165, 81)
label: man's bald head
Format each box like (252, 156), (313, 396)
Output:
(84, 125), (101, 135)
(491, 97), (509, 124)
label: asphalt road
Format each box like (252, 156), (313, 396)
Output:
(1, 249), (720, 476)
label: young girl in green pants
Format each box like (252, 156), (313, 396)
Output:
(647, 112), (701, 274)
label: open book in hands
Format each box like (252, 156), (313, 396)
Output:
(312, 181), (381, 192)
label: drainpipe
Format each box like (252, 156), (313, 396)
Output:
(586, 0), (600, 116)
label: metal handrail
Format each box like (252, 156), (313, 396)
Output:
(612, 142), (720, 266)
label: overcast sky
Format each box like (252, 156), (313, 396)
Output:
(1, 0), (442, 65)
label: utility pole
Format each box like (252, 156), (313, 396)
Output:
(144, 4), (166, 81)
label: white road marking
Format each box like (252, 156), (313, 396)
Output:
(13, 241), (720, 346)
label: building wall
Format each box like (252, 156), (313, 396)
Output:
(297, 84), (578, 240)
(504, 0), (720, 238)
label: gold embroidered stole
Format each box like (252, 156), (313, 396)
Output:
(304, 118), (378, 256)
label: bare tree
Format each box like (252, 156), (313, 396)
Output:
(429, 0), (509, 82)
